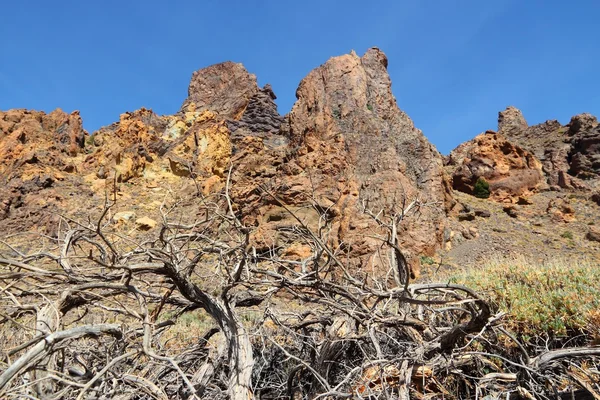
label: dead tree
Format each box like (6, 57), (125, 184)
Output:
(1, 177), (599, 399)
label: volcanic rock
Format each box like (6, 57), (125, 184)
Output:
(0, 108), (86, 179)
(136, 216), (157, 230)
(113, 211), (136, 223)
(283, 48), (450, 272)
(503, 205), (519, 219)
(228, 84), (284, 136)
(496, 107), (598, 188)
(591, 191), (600, 206)
(546, 198), (575, 222)
(221, 48), (452, 277)
(83, 107), (231, 183)
(181, 61), (259, 119)
(567, 113), (598, 136)
(498, 106), (528, 137)
(568, 119), (600, 179)
(0, 49), (452, 278)
(0, 108), (87, 228)
(474, 210), (491, 218)
(586, 226), (600, 242)
(448, 131), (544, 202)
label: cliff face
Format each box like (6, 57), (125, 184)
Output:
(448, 106), (600, 202)
(3, 49), (597, 274)
(448, 131), (544, 202)
(0, 109), (88, 231)
(228, 48), (450, 274)
(497, 107), (600, 189)
(283, 48), (450, 267)
(0, 48), (450, 277)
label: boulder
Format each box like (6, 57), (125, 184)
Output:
(546, 198), (575, 222)
(586, 227), (600, 242)
(136, 216), (157, 230)
(113, 211), (136, 223)
(503, 205), (519, 219)
(449, 131), (544, 202)
(474, 210), (491, 218)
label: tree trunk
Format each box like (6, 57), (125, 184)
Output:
(164, 263), (255, 399)
(209, 301), (254, 400)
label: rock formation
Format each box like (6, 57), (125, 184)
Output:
(284, 48), (450, 264)
(83, 107), (231, 184)
(496, 107), (599, 189)
(228, 84), (284, 136)
(2, 50), (598, 275)
(498, 106), (528, 137)
(0, 108), (87, 231)
(0, 48), (451, 278)
(228, 48), (450, 275)
(447, 131), (544, 202)
(568, 114), (600, 179)
(180, 61), (259, 119)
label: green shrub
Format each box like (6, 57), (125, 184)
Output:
(420, 255), (435, 265)
(561, 231), (574, 240)
(85, 133), (96, 147)
(450, 257), (600, 336)
(473, 177), (490, 199)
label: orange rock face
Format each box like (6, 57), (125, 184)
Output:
(448, 131), (544, 202)
(0, 108), (87, 228)
(283, 48), (450, 271)
(222, 49), (451, 277)
(82, 107), (231, 184)
(1, 49), (451, 279)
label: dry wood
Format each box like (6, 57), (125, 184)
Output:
(0, 181), (598, 399)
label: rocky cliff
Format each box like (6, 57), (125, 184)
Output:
(448, 106), (600, 200)
(444, 106), (600, 268)
(498, 107), (599, 189)
(0, 48), (451, 277)
(448, 130), (544, 202)
(2, 50), (599, 273)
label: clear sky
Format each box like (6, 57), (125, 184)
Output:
(1, 0), (599, 154)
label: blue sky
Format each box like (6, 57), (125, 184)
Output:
(1, 1), (598, 154)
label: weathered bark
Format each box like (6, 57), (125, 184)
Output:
(0, 324), (122, 391)
(163, 263), (254, 399)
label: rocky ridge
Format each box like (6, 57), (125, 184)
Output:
(498, 107), (599, 189)
(442, 105), (600, 269)
(0, 48), (451, 277)
(1, 49), (599, 273)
